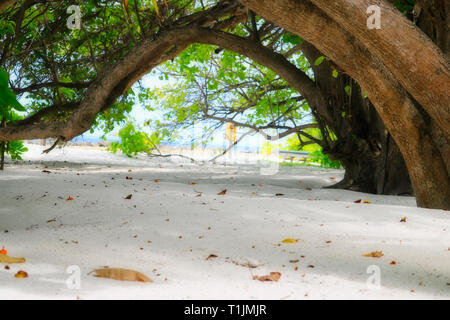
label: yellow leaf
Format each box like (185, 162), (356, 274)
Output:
(122, 0), (129, 13)
(152, 0), (160, 17)
(362, 251), (384, 258)
(91, 268), (153, 282)
(0, 254), (26, 264)
(14, 270), (28, 278)
(282, 238), (298, 244)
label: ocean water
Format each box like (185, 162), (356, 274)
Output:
(35, 135), (262, 153)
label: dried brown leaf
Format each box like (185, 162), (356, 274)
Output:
(363, 251), (384, 258)
(253, 272), (281, 282)
(91, 268), (152, 283)
(14, 270), (28, 278)
(0, 255), (26, 264)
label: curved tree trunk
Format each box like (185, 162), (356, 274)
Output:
(301, 42), (412, 195)
(238, 0), (450, 209)
(308, 0), (450, 140)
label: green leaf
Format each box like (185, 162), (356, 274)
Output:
(314, 56), (326, 66)
(0, 87), (25, 111)
(0, 67), (9, 87)
(332, 69), (339, 78)
(344, 85), (352, 96)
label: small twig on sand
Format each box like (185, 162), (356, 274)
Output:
(148, 152), (199, 163)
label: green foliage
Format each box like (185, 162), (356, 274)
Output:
(284, 129), (341, 169)
(282, 33), (302, 45)
(0, 67), (26, 118)
(314, 56), (326, 66)
(7, 141), (28, 160)
(332, 69), (339, 78)
(108, 122), (159, 157)
(394, 0), (416, 14)
(309, 148), (341, 169)
(0, 67), (27, 162)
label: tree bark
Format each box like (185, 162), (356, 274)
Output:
(301, 42), (412, 195)
(308, 0), (450, 139)
(0, 0), (18, 11)
(238, 0), (450, 209)
(415, 0), (449, 56)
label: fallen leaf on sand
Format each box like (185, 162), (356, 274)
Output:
(400, 217), (407, 223)
(0, 254), (26, 263)
(253, 272), (281, 282)
(14, 271), (28, 278)
(354, 199), (362, 203)
(217, 189), (227, 196)
(125, 194), (132, 200)
(363, 200), (372, 204)
(282, 238), (298, 244)
(206, 254), (218, 260)
(363, 251), (384, 258)
(91, 268), (152, 282)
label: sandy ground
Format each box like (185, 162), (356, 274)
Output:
(0, 144), (449, 300)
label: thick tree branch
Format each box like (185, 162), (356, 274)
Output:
(238, 0), (450, 209)
(308, 0), (450, 139)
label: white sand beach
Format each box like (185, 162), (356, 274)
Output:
(0, 144), (449, 299)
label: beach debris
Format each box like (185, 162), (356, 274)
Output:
(282, 238), (299, 244)
(14, 271), (28, 278)
(91, 268), (152, 283)
(253, 272), (281, 282)
(363, 251), (384, 258)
